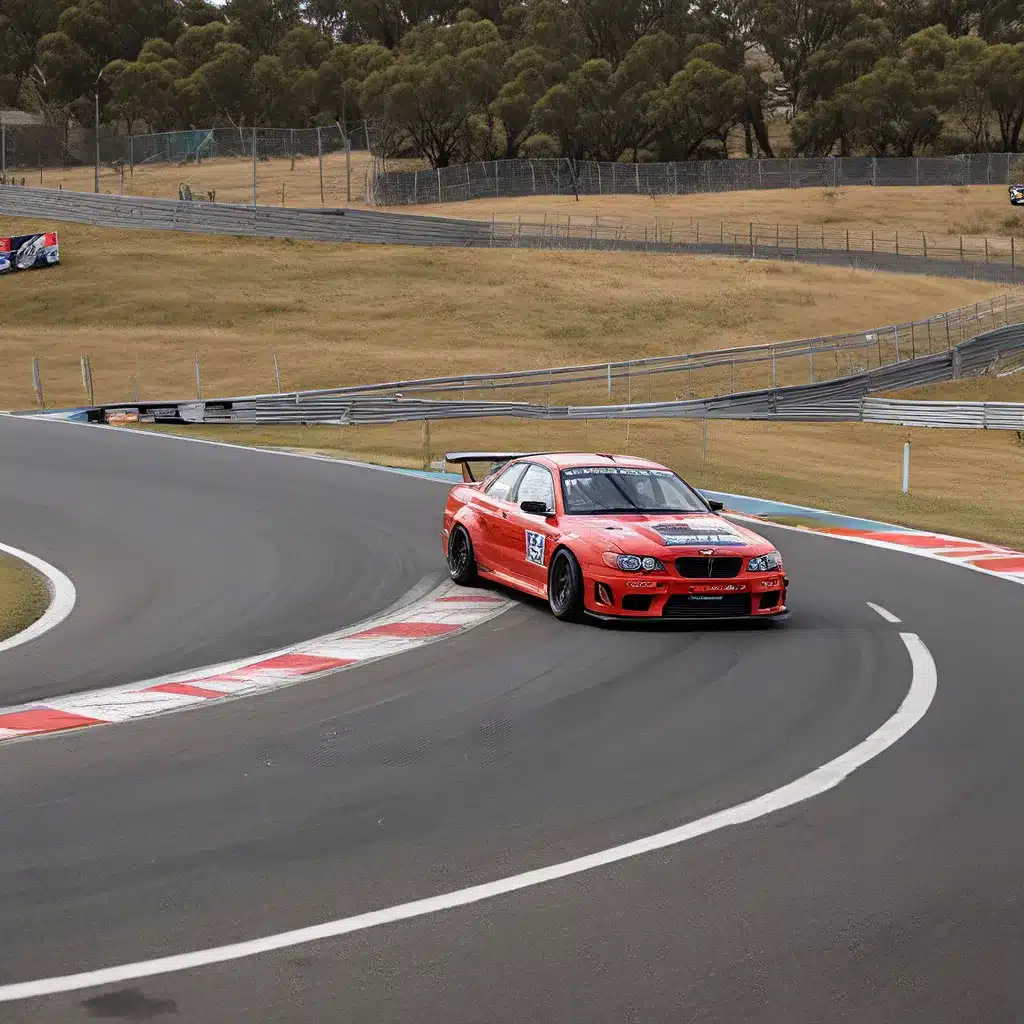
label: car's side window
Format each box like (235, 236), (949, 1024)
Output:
(513, 464), (555, 510)
(485, 462), (528, 501)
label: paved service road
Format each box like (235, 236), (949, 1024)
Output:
(0, 418), (1021, 1022)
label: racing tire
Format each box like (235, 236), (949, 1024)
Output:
(447, 524), (478, 585)
(548, 548), (584, 622)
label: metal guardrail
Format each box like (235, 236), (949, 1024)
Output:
(862, 398), (1024, 429)
(1, 186), (1021, 285)
(371, 155), (1024, 206)
(87, 324), (1024, 431)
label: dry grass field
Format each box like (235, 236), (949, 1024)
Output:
(402, 186), (1024, 238)
(143, 415), (1024, 551)
(0, 556), (49, 643)
(16, 152), (422, 206)
(17, 157), (1024, 250)
(1, 218), (1002, 412)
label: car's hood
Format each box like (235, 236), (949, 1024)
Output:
(569, 512), (769, 552)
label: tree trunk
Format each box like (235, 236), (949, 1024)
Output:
(744, 99), (774, 158)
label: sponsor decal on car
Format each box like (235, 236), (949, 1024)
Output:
(561, 467), (676, 478)
(525, 530), (546, 566)
(0, 232), (60, 274)
(650, 519), (746, 547)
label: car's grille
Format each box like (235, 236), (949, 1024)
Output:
(663, 594), (751, 618)
(674, 556), (743, 578)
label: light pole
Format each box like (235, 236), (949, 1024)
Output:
(94, 68), (104, 193)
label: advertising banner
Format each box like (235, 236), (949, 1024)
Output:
(0, 232), (60, 274)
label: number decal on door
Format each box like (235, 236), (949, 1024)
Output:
(525, 531), (546, 566)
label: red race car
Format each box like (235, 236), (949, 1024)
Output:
(441, 451), (788, 622)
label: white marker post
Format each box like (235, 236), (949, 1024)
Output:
(902, 441), (911, 494)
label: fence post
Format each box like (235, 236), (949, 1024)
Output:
(788, 158), (793, 188)
(985, 238), (989, 263)
(749, 222), (753, 255)
(910, 321), (916, 359)
(273, 350), (281, 393)
(895, 230), (899, 256)
(129, 134), (134, 176)
(923, 233), (927, 259)
(635, 162), (640, 193)
(915, 157), (920, 186)
(926, 317), (932, 352)
(316, 127), (324, 205)
(290, 128), (295, 171)
(809, 348), (814, 383)
(945, 316), (951, 349)
(893, 325), (900, 361)
(902, 441), (910, 494)
(32, 357), (44, 411)
(344, 126), (352, 203)
(607, 363), (612, 397)
(421, 419), (431, 470)
(795, 224), (799, 251)
(771, 348), (777, 389)
(872, 157), (877, 186)
(251, 126), (257, 207)
(1, 120), (6, 182)
(194, 351), (201, 399)
(960, 236), (964, 261)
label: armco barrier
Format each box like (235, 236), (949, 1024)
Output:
(0, 186), (1020, 284)
(81, 324), (1024, 430)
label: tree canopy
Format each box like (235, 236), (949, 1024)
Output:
(2, 0), (1023, 166)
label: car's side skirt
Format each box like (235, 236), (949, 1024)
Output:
(478, 565), (547, 601)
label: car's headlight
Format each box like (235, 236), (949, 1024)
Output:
(747, 551), (783, 572)
(614, 554), (666, 572)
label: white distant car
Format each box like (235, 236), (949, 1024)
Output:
(1010, 184), (1024, 206)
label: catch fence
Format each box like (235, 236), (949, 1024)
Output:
(371, 154), (1024, 206)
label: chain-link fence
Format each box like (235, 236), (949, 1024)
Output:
(0, 122), (129, 181)
(371, 154), (1024, 206)
(0, 123), (380, 204)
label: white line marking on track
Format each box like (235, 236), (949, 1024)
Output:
(866, 602), (902, 624)
(0, 542), (76, 656)
(0, 632), (937, 1003)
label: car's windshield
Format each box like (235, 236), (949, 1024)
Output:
(560, 466), (708, 515)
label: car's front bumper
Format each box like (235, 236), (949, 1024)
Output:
(583, 570), (789, 619)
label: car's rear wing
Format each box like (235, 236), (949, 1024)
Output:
(444, 451), (541, 482)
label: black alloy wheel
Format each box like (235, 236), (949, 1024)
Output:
(447, 525), (478, 585)
(548, 549), (584, 621)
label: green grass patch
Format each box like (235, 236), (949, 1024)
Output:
(0, 555), (50, 643)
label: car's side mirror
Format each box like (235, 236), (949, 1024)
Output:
(707, 499), (725, 512)
(520, 500), (553, 516)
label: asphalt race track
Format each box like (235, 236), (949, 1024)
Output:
(1, 415), (1022, 1023)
